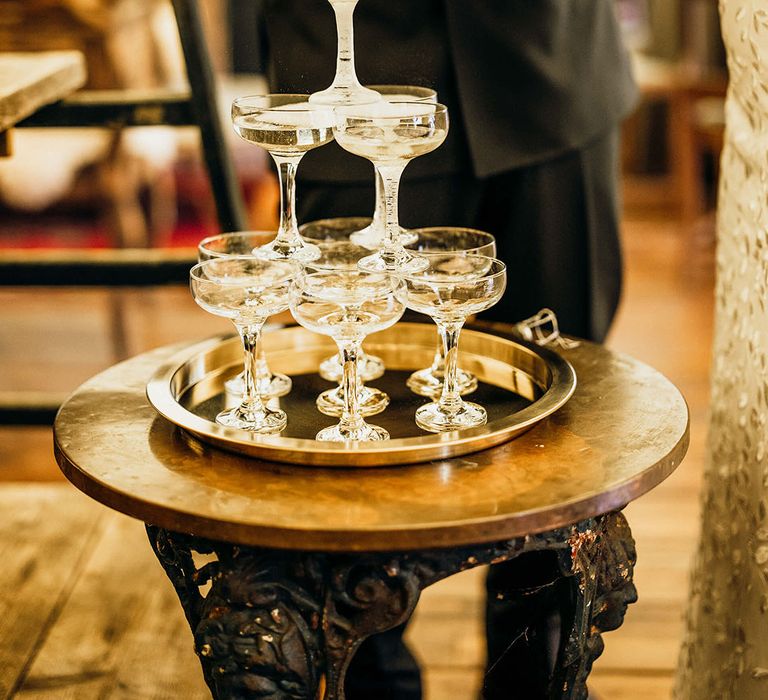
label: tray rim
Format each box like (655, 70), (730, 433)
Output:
(145, 323), (577, 467)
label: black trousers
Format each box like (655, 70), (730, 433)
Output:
(297, 131), (622, 343)
(299, 132), (623, 698)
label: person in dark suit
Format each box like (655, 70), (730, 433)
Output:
(246, 1), (638, 697)
(251, 0), (637, 343)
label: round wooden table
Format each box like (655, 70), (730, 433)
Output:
(54, 331), (688, 700)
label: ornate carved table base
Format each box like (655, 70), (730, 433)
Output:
(147, 511), (636, 700)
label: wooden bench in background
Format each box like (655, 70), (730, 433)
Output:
(0, 51), (86, 156)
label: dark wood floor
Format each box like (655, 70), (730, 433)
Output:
(0, 204), (715, 699)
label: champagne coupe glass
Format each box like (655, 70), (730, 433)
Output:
(197, 231), (292, 399)
(349, 85), (438, 250)
(333, 101), (449, 274)
(300, 217), (385, 383)
(299, 220), (389, 417)
(404, 227), (497, 399)
(232, 94), (334, 262)
(308, 0), (380, 106)
(190, 257), (298, 433)
(404, 255), (507, 432)
(290, 270), (406, 441)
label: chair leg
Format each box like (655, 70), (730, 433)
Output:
(99, 129), (149, 249)
(669, 88), (704, 235)
(171, 0), (247, 233)
(146, 166), (179, 248)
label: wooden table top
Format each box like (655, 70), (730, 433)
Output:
(0, 51), (86, 132)
(54, 332), (689, 551)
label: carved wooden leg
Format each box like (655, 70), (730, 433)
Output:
(147, 511), (636, 700)
(483, 511), (637, 699)
(147, 527), (325, 699)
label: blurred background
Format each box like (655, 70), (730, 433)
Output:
(0, 1), (725, 698)
(0, 0), (726, 253)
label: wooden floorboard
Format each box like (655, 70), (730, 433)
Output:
(589, 671), (675, 699)
(423, 668), (483, 699)
(15, 510), (208, 700)
(0, 486), (104, 700)
(0, 206), (714, 698)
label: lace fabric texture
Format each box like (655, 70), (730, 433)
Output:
(676, 2), (768, 697)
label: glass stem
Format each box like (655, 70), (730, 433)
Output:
(336, 348), (362, 390)
(255, 340), (271, 389)
(330, 0), (361, 89)
(235, 321), (267, 415)
(338, 340), (365, 433)
(371, 167), (384, 232)
(429, 336), (446, 376)
(377, 163), (406, 264)
(437, 320), (465, 414)
(273, 154), (303, 246)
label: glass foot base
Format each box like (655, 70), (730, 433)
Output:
(316, 422), (390, 442)
(309, 84), (381, 106)
(215, 405), (287, 434)
(415, 401), (487, 433)
(252, 240), (321, 263)
(350, 225), (418, 250)
(407, 368), (478, 398)
(319, 352), (385, 383)
(225, 372), (292, 399)
(358, 250), (428, 274)
(316, 385), (389, 417)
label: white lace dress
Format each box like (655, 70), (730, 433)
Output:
(676, 2), (768, 697)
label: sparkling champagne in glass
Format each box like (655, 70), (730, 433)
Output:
(197, 231), (292, 400)
(349, 85), (438, 251)
(299, 219), (389, 416)
(232, 94), (334, 262)
(334, 101), (448, 274)
(309, 0), (380, 106)
(404, 227), (497, 398)
(190, 257), (299, 433)
(404, 254), (507, 433)
(290, 270), (406, 442)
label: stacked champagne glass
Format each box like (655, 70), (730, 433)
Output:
(190, 0), (507, 441)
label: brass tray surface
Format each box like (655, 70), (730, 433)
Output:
(145, 323), (577, 467)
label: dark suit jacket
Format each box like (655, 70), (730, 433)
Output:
(257, 0), (637, 181)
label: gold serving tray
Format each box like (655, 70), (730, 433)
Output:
(146, 322), (576, 468)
